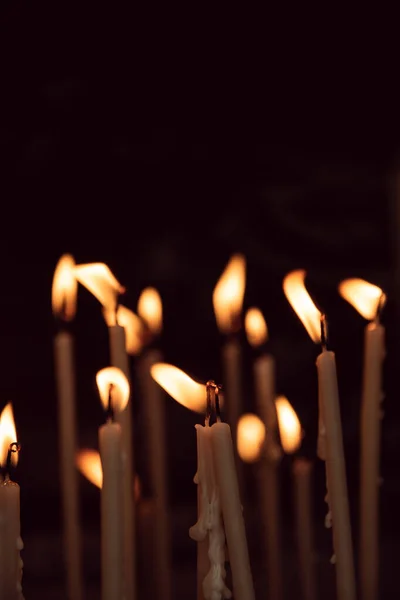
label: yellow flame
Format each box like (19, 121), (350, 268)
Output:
(74, 263), (125, 312)
(137, 287), (163, 336)
(150, 363), (206, 413)
(96, 367), (130, 412)
(104, 305), (144, 355)
(76, 449), (103, 488)
(237, 413), (266, 463)
(213, 254), (246, 334)
(276, 396), (302, 454)
(244, 307), (268, 347)
(283, 270), (321, 343)
(51, 254), (78, 321)
(0, 403), (18, 468)
(339, 278), (386, 321)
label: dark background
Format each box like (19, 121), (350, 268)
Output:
(1, 4), (399, 598)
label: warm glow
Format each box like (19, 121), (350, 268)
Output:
(237, 413), (266, 463)
(76, 449), (103, 488)
(339, 278), (386, 321)
(283, 270), (321, 342)
(96, 367), (130, 412)
(213, 254), (246, 334)
(245, 307), (268, 347)
(150, 363), (206, 413)
(74, 263), (125, 312)
(104, 305), (144, 355)
(276, 396), (302, 454)
(51, 254), (77, 321)
(137, 287), (163, 336)
(0, 403), (18, 468)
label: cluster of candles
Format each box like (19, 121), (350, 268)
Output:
(0, 253), (385, 600)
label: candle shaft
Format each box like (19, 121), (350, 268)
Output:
(54, 331), (83, 600)
(109, 325), (136, 600)
(211, 422), (255, 600)
(316, 350), (356, 600)
(360, 323), (385, 600)
(254, 353), (280, 459)
(99, 421), (123, 600)
(293, 458), (316, 600)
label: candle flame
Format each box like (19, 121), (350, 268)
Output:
(96, 367), (130, 412)
(283, 270), (321, 343)
(51, 254), (78, 321)
(338, 278), (386, 321)
(244, 307), (268, 347)
(0, 403), (18, 468)
(150, 363), (206, 413)
(276, 396), (302, 454)
(213, 254), (246, 334)
(104, 305), (144, 355)
(237, 413), (266, 463)
(74, 263), (125, 312)
(76, 449), (103, 488)
(137, 287), (163, 336)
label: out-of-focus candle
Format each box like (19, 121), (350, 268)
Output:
(339, 278), (386, 600)
(283, 269), (356, 600)
(0, 403), (23, 600)
(52, 254), (83, 600)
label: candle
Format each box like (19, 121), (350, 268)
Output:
(96, 367), (130, 600)
(283, 269), (356, 600)
(276, 396), (316, 600)
(213, 254), (246, 489)
(51, 254), (83, 600)
(136, 287), (171, 600)
(151, 363), (254, 600)
(0, 403), (23, 600)
(339, 278), (386, 600)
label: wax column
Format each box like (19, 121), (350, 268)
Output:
(0, 404), (23, 600)
(52, 254), (83, 600)
(339, 278), (386, 600)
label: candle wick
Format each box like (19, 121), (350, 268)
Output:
(374, 292), (385, 324)
(106, 384), (115, 422)
(4, 441), (21, 479)
(320, 314), (328, 351)
(205, 381), (223, 424)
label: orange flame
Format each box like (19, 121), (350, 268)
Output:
(0, 403), (18, 468)
(150, 363), (206, 413)
(213, 254), (246, 334)
(52, 254), (78, 321)
(104, 305), (144, 355)
(74, 263), (125, 312)
(245, 307), (268, 347)
(339, 278), (386, 321)
(137, 287), (163, 336)
(76, 449), (102, 488)
(96, 367), (130, 412)
(276, 396), (302, 454)
(283, 270), (321, 343)
(237, 413), (266, 463)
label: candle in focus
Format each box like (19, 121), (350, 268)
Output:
(96, 368), (130, 600)
(0, 403), (23, 600)
(137, 287), (171, 600)
(276, 396), (316, 600)
(52, 254), (83, 600)
(339, 278), (386, 600)
(213, 254), (246, 488)
(283, 269), (356, 600)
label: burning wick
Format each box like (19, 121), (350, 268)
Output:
(106, 385), (114, 422)
(3, 442), (21, 480)
(320, 314), (328, 351)
(205, 381), (222, 425)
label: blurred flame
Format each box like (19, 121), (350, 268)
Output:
(0, 403), (18, 468)
(244, 308), (268, 347)
(150, 363), (206, 413)
(96, 367), (130, 412)
(76, 449), (102, 488)
(276, 396), (302, 454)
(213, 254), (246, 334)
(137, 287), (163, 336)
(104, 305), (144, 355)
(339, 278), (386, 321)
(237, 413), (266, 463)
(283, 270), (321, 343)
(52, 254), (77, 321)
(74, 263), (125, 312)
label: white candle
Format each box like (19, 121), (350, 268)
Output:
(52, 254), (83, 600)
